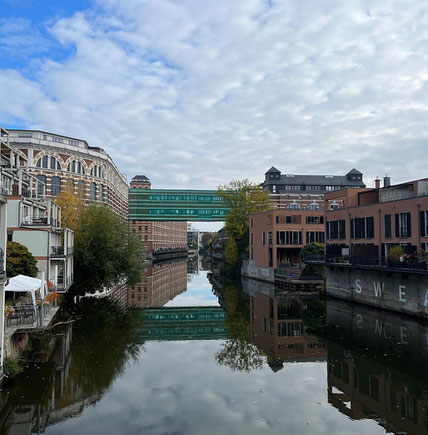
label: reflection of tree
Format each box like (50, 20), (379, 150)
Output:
(301, 299), (326, 332)
(215, 282), (265, 372)
(58, 298), (143, 407)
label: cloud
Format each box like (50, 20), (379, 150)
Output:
(0, 0), (427, 188)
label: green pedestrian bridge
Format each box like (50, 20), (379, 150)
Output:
(138, 306), (227, 341)
(129, 188), (229, 221)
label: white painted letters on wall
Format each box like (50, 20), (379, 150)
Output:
(373, 281), (384, 297)
(400, 326), (408, 345)
(355, 279), (362, 293)
(398, 285), (407, 303)
(356, 314), (362, 329)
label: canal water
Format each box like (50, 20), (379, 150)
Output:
(0, 258), (427, 434)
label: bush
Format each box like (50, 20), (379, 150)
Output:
(3, 356), (21, 378)
(6, 241), (38, 278)
(388, 245), (404, 262)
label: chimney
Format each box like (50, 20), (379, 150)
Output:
(375, 178), (380, 189)
(383, 174), (390, 188)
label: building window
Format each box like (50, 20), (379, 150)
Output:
(36, 175), (46, 196)
(250, 232), (253, 245)
(395, 212), (411, 238)
(138, 287), (141, 292)
(306, 216), (323, 224)
(307, 203), (321, 210)
(50, 156), (61, 170)
(138, 226), (142, 231)
(68, 160), (86, 174)
(287, 203), (301, 209)
(51, 176), (61, 196)
(78, 180), (85, 198)
(144, 235), (148, 241)
(350, 217), (374, 239)
(268, 231), (272, 245)
(144, 226), (148, 231)
(99, 184), (104, 201)
(262, 232), (266, 245)
(275, 216), (279, 224)
(420, 210), (428, 237)
(384, 214), (392, 238)
(67, 178), (74, 192)
(90, 182), (96, 200)
(285, 216), (292, 224)
(250, 218), (253, 227)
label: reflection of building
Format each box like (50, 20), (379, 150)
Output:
(128, 259), (187, 307)
(248, 289), (326, 370)
(8, 129), (129, 219)
(249, 209), (325, 267)
(187, 255), (199, 276)
(326, 298), (428, 435)
(263, 166), (365, 209)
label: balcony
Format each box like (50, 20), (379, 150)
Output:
(21, 216), (49, 225)
(51, 246), (65, 256)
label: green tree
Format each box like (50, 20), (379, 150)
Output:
(6, 241), (38, 277)
(300, 242), (325, 277)
(71, 205), (143, 295)
(300, 242), (324, 261)
(224, 236), (238, 268)
(217, 179), (272, 253)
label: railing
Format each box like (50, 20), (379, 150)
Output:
(303, 254), (428, 272)
(51, 246), (65, 256)
(21, 216), (49, 225)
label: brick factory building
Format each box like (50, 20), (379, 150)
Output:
(263, 166), (366, 210)
(129, 175), (187, 256)
(324, 177), (428, 261)
(8, 129), (128, 219)
(249, 208), (325, 268)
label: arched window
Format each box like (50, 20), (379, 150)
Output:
(287, 203), (301, 210)
(307, 203), (321, 210)
(36, 175), (46, 196)
(51, 176), (61, 196)
(36, 155), (49, 168)
(99, 184), (104, 201)
(78, 180), (85, 198)
(68, 160), (86, 174)
(67, 178), (74, 192)
(50, 156), (61, 170)
(90, 182), (96, 200)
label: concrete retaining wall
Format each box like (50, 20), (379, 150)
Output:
(326, 266), (428, 318)
(241, 259), (274, 283)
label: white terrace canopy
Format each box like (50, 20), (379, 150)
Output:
(5, 274), (48, 306)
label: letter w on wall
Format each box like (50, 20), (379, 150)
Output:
(373, 281), (384, 297)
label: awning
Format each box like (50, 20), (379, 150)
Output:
(5, 274), (48, 306)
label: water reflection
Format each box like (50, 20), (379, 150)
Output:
(0, 259), (426, 435)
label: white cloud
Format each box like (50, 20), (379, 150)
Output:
(0, 0), (427, 188)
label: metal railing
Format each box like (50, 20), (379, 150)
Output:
(303, 254), (428, 271)
(51, 246), (65, 256)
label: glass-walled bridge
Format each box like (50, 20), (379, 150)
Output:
(129, 189), (229, 221)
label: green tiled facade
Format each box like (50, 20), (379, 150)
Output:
(129, 188), (229, 221)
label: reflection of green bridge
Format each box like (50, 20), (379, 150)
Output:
(139, 306), (227, 341)
(129, 189), (229, 221)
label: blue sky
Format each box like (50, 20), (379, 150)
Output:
(1, 0), (427, 191)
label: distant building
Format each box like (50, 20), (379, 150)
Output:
(8, 129), (128, 219)
(187, 223), (199, 249)
(324, 176), (428, 261)
(263, 166), (366, 209)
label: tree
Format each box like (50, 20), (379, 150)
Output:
(300, 242), (325, 277)
(55, 189), (84, 231)
(6, 241), (38, 277)
(71, 204), (143, 295)
(300, 242), (324, 261)
(217, 180), (271, 253)
(224, 236), (238, 268)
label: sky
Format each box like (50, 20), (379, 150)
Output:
(1, 0), (427, 193)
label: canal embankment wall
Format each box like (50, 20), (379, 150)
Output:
(326, 266), (428, 318)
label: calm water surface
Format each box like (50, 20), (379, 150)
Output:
(1, 259), (426, 435)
